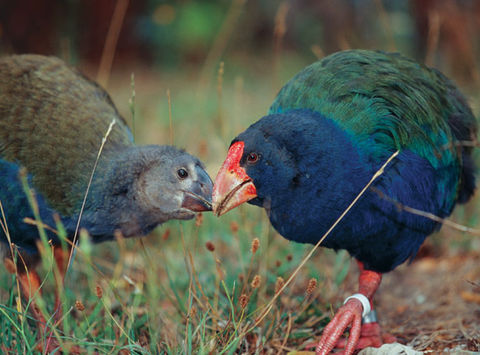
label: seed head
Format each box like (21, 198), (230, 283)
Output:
(162, 228), (171, 240)
(205, 241), (215, 252)
(198, 140), (208, 157)
(251, 274), (261, 289)
(230, 221), (239, 233)
(306, 278), (317, 295)
(4, 258), (16, 274)
(275, 260), (282, 268)
(239, 294), (249, 309)
(251, 238), (259, 254)
(114, 230), (124, 240)
(75, 300), (85, 312)
(286, 254), (293, 262)
(195, 213), (203, 227)
(275, 277), (285, 294)
(95, 285), (103, 298)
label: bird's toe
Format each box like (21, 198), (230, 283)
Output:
(315, 299), (363, 355)
(334, 322), (397, 352)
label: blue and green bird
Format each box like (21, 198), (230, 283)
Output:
(212, 50), (477, 354)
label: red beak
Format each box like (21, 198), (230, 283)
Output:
(212, 141), (257, 216)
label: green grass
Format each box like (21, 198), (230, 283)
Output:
(0, 206), (346, 354)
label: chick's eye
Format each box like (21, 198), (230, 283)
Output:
(177, 168), (188, 179)
(247, 152), (259, 164)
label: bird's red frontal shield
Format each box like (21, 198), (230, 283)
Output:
(212, 141), (257, 216)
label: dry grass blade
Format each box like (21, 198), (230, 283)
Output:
(66, 119), (117, 279)
(97, 0), (129, 88)
(371, 187), (480, 236)
(197, 0), (246, 95)
(374, 0), (396, 51)
(0, 200), (23, 314)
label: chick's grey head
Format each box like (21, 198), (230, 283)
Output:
(134, 146), (213, 221)
(77, 146), (212, 240)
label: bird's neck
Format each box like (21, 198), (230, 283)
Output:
(67, 146), (162, 241)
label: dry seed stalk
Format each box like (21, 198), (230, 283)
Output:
(251, 275), (261, 289)
(251, 238), (259, 254)
(306, 278), (317, 295)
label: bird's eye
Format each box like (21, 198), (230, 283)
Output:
(177, 168), (188, 179)
(247, 152), (259, 164)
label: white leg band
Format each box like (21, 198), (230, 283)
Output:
(343, 293), (371, 318)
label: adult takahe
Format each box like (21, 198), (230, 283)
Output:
(212, 50), (477, 354)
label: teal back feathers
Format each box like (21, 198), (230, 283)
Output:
(270, 50), (476, 170)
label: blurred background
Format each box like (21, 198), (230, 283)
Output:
(2, 0), (479, 173)
(2, 0), (480, 77)
(0, 0), (479, 353)
(1, 0), (480, 153)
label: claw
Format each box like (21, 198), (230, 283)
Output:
(315, 298), (363, 355)
(334, 322), (396, 350)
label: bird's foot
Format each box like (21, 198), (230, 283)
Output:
(315, 298), (363, 355)
(334, 322), (396, 353)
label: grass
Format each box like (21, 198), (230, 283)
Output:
(0, 203), (346, 353)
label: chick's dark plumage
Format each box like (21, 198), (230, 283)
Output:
(0, 54), (213, 258)
(212, 50), (477, 354)
(0, 54), (212, 352)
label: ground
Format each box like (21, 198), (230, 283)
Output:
(378, 249), (480, 353)
(316, 240), (480, 354)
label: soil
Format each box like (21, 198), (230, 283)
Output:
(375, 248), (480, 353)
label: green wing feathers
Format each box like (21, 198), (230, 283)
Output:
(269, 50), (477, 167)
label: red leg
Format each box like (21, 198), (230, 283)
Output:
(315, 261), (395, 355)
(52, 245), (68, 323)
(17, 268), (48, 329)
(7, 247), (74, 354)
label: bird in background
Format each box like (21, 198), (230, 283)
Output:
(0, 55), (213, 352)
(212, 50), (477, 354)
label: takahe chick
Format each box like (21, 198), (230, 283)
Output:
(0, 55), (212, 350)
(212, 50), (477, 354)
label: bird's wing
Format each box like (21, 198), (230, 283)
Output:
(269, 50), (476, 168)
(0, 55), (134, 215)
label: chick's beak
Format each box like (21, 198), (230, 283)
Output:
(181, 166), (213, 212)
(212, 141), (257, 216)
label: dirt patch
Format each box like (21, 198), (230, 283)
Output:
(375, 250), (480, 353)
